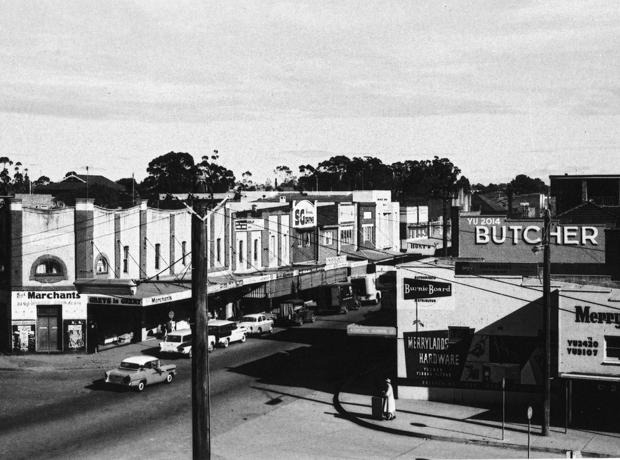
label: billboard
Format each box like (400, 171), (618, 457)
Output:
(293, 201), (316, 229)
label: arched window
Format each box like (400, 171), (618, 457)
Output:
(94, 254), (110, 278)
(30, 255), (68, 283)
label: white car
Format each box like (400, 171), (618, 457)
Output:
(207, 320), (247, 348)
(237, 313), (274, 335)
(159, 329), (216, 357)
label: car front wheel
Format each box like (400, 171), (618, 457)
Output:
(240, 334), (246, 343)
(222, 338), (229, 348)
(166, 373), (174, 384)
(268, 325), (273, 333)
(257, 327), (262, 334)
(208, 342), (214, 352)
(310, 315), (316, 323)
(297, 318), (304, 326)
(136, 381), (146, 392)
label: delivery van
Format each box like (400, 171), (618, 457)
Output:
(349, 274), (381, 305)
(314, 282), (360, 314)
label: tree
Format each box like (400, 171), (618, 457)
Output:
(510, 174), (548, 195)
(236, 171), (256, 191)
(0, 157), (31, 194)
(196, 150), (236, 193)
(141, 151), (196, 195)
(116, 177), (142, 208)
(274, 165), (297, 189)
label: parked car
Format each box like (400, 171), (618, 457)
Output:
(237, 313), (274, 334)
(208, 320), (248, 348)
(273, 299), (316, 326)
(104, 356), (176, 392)
(159, 329), (216, 357)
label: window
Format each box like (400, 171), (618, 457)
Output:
(95, 256), (109, 274)
(238, 240), (244, 263)
(216, 238), (222, 263)
(182, 241), (187, 266)
(123, 246), (129, 273)
(304, 233), (311, 247)
(605, 336), (620, 363)
(30, 255), (67, 283)
(36, 260), (62, 275)
(155, 244), (161, 270)
(362, 225), (375, 243)
(340, 227), (353, 245)
(253, 239), (258, 262)
(323, 230), (334, 246)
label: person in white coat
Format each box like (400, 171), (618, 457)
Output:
(382, 378), (396, 420)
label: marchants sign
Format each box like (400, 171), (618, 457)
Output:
(475, 225), (598, 245)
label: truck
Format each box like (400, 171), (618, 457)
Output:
(272, 298), (316, 326)
(349, 274), (381, 305)
(313, 282), (360, 314)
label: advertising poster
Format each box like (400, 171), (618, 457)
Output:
(64, 320), (86, 352)
(12, 322), (35, 352)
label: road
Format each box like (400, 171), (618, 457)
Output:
(0, 306), (395, 460)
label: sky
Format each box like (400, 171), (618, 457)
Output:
(1, 0), (619, 187)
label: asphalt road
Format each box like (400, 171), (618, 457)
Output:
(0, 305), (395, 460)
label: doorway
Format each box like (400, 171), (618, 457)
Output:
(37, 306), (61, 351)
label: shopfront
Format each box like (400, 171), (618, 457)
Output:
(11, 290), (87, 353)
(558, 286), (620, 426)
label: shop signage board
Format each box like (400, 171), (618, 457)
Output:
(455, 262), (538, 276)
(234, 218), (265, 232)
(292, 200), (316, 229)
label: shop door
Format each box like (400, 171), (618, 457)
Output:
(37, 306), (61, 351)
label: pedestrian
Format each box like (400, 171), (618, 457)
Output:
(382, 378), (396, 420)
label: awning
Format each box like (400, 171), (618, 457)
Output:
(85, 281), (192, 307)
(559, 373), (620, 382)
(348, 249), (410, 264)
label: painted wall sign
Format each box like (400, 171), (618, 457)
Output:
(459, 216), (606, 265)
(574, 305), (620, 327)
(292, 200), (316, 229)
(338, 204), (355, 224)
(403, 278), (452, 300)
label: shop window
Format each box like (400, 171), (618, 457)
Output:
(323, 230), (334, 246)
(604, 336), (620, 363)
(30, 255), (67, 283)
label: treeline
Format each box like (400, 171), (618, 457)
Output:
(0, 151), (548, 209)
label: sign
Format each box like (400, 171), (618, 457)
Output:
(292, 201), (316, 229)
(403, 278), (452, 300)
(234, 218), (265, 232)
(339, 204), (355, 224)
(455, 262), (538, 276)
(347, 325), (397, 337)
(527, 406), (533, 420)
(326, 255), (347, 265)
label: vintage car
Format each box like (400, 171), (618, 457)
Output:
(273, 299), (316, 326)
(207, 320), (247, 348)
(159, 328), (217, 357)
(237, 313), (274, 334)
(104, 356), (176, 392)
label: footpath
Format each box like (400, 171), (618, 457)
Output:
(2, 344), (619, 459)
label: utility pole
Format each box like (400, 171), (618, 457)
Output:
(191, 172), (210, 459)
(542, 208), (551, 436)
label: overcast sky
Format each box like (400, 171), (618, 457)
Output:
(1, 1), (619, 186)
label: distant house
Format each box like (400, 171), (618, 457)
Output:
(34, 174), (125, 195)
(471, 193), (507, 214)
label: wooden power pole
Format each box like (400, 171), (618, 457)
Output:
(542, 208), (551, 436)
(192, 172), (210, 459)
